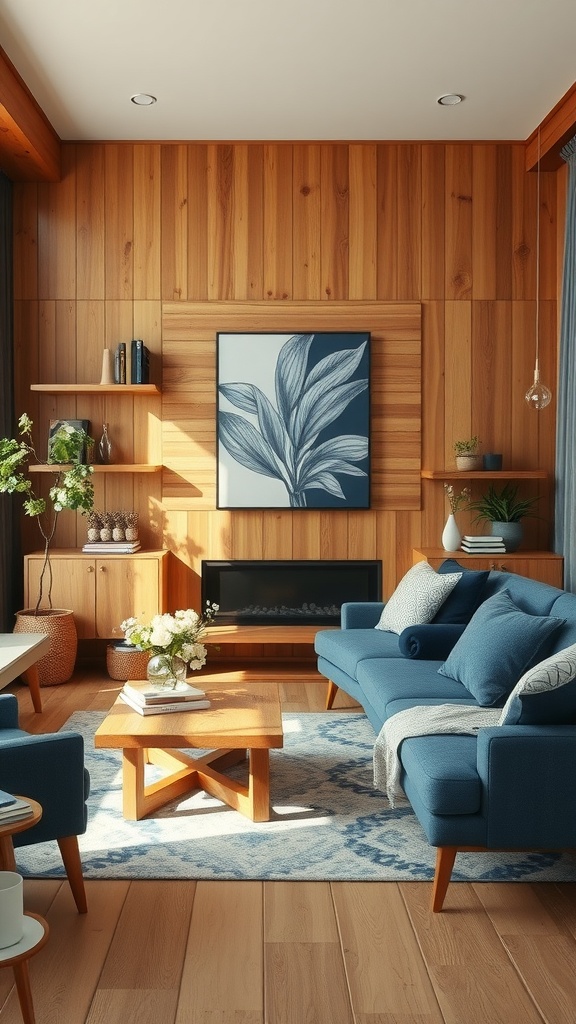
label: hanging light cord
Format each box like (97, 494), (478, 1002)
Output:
(535, 125), (541, 380)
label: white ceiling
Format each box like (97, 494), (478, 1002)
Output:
(1, 0), (575, 142)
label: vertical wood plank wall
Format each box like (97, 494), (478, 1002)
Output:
(12, 141), (558, 608)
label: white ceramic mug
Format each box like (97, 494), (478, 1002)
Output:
(0, 871), (24, 949)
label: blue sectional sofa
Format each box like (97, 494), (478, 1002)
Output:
(314, 561), (576, 910)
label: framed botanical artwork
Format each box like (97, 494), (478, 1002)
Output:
(216, 331), (370, 509)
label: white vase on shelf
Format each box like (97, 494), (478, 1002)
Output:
(441, 513), (461, 552)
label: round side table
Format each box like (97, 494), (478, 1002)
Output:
(0, 798), (42, 872)
(0, 911), (49, 1024)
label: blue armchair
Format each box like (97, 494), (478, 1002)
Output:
(0, 694), (89, 913)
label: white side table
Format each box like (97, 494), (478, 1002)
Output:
(0, 912), (49, 1024)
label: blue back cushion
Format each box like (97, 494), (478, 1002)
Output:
(433, 559), (489, 625)
(438, 590), (565, 706)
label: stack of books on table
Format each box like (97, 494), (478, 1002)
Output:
(82, 541), (141, 554)
(0, 790), (33, 824)
(461, 535), (506, 554)
(119, 680), (211, 715)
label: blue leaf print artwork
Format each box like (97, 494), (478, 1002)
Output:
(217, 332), (370, 508)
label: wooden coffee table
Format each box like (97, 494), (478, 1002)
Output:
(94, 681), (283, 823)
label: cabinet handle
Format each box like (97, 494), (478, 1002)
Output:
(490, 562), (496, 570)
(500, 563), (508, 572)
(99, 566), (106, 573)
(87, 566), (94, 573)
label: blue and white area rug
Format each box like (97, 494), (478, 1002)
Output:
(16, 711), (576, 883)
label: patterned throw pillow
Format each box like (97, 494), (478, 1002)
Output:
(374, 561), (462, 636)
(498, 643), (576, 725)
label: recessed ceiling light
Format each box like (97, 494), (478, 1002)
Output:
(130, 94), (157, 106)
(437, 94), (464, 106)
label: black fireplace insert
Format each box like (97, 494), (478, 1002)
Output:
(201, 559), (382, 626)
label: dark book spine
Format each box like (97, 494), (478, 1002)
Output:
(131, 339), (149, 384)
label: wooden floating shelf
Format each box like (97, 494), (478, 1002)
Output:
(30, 384), (160, 394)
(29, 464), (162, 474)
(421, 469), (548, 480)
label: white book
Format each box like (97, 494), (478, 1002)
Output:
(119, 692), (211, 716)
(82, 543), (141, 553)
(123, 680), (207, 704)
(462, 535), (504, 544)
(461, 545), (505, 554)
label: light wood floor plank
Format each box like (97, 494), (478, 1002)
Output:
(176, 880), (263, 1023)
(265, 942), (353, 1024)
(97, 880), (195, 989)
(86, 990), (180, 1024)
(401, 883), (547, 1024)
(332, 881), (443, 1021)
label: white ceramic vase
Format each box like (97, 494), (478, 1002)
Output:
(441, 513), (462, 552)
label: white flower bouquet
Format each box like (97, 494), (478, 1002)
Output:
(120, 602), (219, 671)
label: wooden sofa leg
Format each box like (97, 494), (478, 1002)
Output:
(431, 846), (458, 912)
(57, 836), (88, 914)
(325, 680), (339, 710)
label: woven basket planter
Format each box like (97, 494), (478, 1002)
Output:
(106, 643), (151, 681)
(13, 608), (77, 686)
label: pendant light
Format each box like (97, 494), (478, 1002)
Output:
(525, 126), (552, 410)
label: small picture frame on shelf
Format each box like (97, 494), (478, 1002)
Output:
(47, 419), (91, 464)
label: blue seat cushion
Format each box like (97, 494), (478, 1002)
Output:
(315, 628), (403, 681)
(433, 559), (490, 625)
(438, 590), (565, 706)
(384, 698), (482, 815)
(357, 657), (476, 723)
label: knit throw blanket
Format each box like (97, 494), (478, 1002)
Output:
(373, 704), (502, 807)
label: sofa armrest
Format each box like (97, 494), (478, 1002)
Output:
(341, 602), (385, 629)
(477, 725), (576, 848)
(398, 623), (466, 660)
(0, 694), (19, 729)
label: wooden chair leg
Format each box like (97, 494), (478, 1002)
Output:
(431, 846), (458, 912)
(12, 961), (36, 1024)
(325, 680), (339, 710)
(57, 836), (88, 914)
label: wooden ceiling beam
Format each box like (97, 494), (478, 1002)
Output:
(0, 45), (61, 181)
(526, 81), (576, 172)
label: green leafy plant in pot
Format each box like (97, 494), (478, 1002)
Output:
(0, 415), (95, 684)
(453, 436), (482, 471)
(466, 482), (540, 552)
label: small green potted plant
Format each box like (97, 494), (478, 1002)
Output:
(453, 436), (482, 471)
(466, 482), (540, 551)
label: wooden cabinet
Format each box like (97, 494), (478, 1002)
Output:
(24, 550), (169, 639)
(413, 548), (564, 588)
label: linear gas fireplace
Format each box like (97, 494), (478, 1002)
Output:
(201, 560), (382, 627)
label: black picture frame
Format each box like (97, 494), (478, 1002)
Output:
(216, 331), (370, 509)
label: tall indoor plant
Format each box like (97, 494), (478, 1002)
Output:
(0, 415), (94, 684)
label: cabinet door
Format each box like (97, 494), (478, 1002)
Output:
(95, 558), (162, 638)
(25, 557), (96, 638)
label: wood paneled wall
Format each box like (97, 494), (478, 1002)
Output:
(12, 142), (559, 605)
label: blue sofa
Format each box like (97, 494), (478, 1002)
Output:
(314, 562), (576, 910)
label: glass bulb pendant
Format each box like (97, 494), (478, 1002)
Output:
(525, 363), (552, 411)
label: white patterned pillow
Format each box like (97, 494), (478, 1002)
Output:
(498, 643), (576, 725)
(375, 561), (462, 635)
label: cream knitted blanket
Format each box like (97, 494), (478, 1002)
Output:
(373, 704), (501, 807)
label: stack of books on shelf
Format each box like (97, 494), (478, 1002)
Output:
(0, 790), (33, 825)
(82, 540), (141, 554)
(119, 680), (211, 715)
(461, 534), (506, 554)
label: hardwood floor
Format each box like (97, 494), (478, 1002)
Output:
(2, 664), (576, 1024)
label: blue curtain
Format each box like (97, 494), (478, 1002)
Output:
(555, 138), (576, 592)
(0, 172), (21, 630)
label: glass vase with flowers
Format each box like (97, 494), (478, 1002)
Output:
(120, 603), (219, 691)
